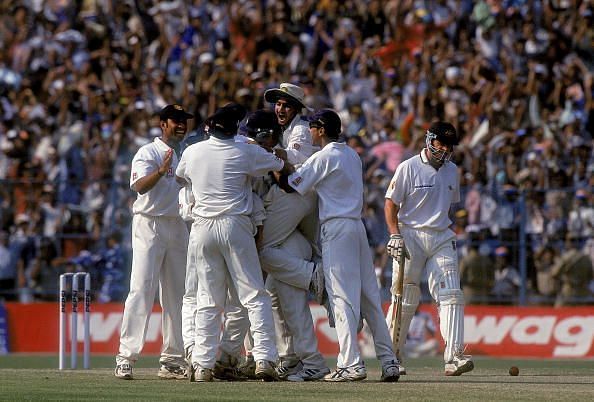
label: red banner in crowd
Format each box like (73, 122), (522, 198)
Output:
(4, 303), (594, 358)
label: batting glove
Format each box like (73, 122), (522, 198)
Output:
(386, 234), (410, 259)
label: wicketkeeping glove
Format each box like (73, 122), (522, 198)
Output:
(386, 234), (410, 259)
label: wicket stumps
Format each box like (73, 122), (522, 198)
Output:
(59, 272), (91, 370)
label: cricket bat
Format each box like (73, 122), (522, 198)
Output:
(389, 249), (406, 357)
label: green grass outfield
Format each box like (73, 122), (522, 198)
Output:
(0, 355), (592, 401)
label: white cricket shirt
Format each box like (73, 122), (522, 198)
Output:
(176, 136), (284, 218)
(385, 149), (460, 230)
(288, 142), (363, 223)
(130, 137), (182, 217)
(281, 114), (319, 166)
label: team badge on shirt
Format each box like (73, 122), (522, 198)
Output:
(291, 176), (303, 186)
(292, 143), (301, 150)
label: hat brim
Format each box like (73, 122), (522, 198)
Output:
(161, 110), (194, 121)
(264, 89), (311, 111)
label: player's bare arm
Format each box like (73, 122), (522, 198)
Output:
(273, 171), (296, 193)
(133, 149), (173, 194)
(384, 198), (401, 235)
(279, 159), (295, 176)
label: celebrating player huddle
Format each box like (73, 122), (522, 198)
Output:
(114, 82), (472, 383)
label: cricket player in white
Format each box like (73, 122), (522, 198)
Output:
(178, 131), (271, 382)
(202, 110), (328, 381)
(261, 84), (326, 378)
(115, 104), (193, 380)
(278, 109), (400, 383)
(264, 83), (318, 166)
(384, 121), (474, 376)
(176, 104), (293, 382)
(243, 110), (329, 381)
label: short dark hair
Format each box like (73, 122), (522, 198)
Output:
(205, 103), (247, 134)
(308, 109), (342, 139)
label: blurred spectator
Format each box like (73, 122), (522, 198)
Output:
(567, 189), (594, 240)
(491, 246), (521, 305)
(533, 244), (558, 305)
(460, 228), (495, 305)
(60, 210), (89, 258)
(492, 184), (521, 251)
(27, 237), (61, 301)
(0, 230), (18, 300)
(551, 234), (594, 307)
(96, 232), (128, 303)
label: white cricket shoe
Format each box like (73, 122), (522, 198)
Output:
(309, 261), (325, 304)
(255, 360), (279, 382)
(158, 363), (187, 379)
(114, 363), (133, 380)
(324, 363), (367, 382)
(275, 357), (303, 380)
(380, 360), (400, 382)
(189, 363), (213, 382)
(287, 367), (331, 382)
(444, 353), (474, 376)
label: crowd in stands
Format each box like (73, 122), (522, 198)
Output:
(0, 0), (592, 305)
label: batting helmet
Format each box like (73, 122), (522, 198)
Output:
(425, 121), (458, 163)
(244, 110), (282, 144)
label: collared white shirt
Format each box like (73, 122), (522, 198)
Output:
(130, 137), (182, 217)
(385, 149), (460, 230)
(281, 113), (319, 166)
(176, 136), (284, 218)
(288, 142), (363, 224)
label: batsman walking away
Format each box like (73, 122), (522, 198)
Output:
(384, 121), (474, 377)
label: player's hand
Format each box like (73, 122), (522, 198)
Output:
(159, 149), (173, 176)
(273, 148), (287, 161)
(387, 234), (410, 259)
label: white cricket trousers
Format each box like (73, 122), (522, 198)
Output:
(259, 186), (317, 289)
(390, 225), (464, 363)
(191, 215), (278, 369)
(183, 225), (250, 356)
(264, 231), (326, 370)
(117, 214), (188, 366)
(321, 218), (396, 368)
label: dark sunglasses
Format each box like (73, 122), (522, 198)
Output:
(309, 121), (324, 129)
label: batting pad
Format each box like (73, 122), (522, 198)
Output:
(386, 284), (420, 358)
(437, 269), (465, 362)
